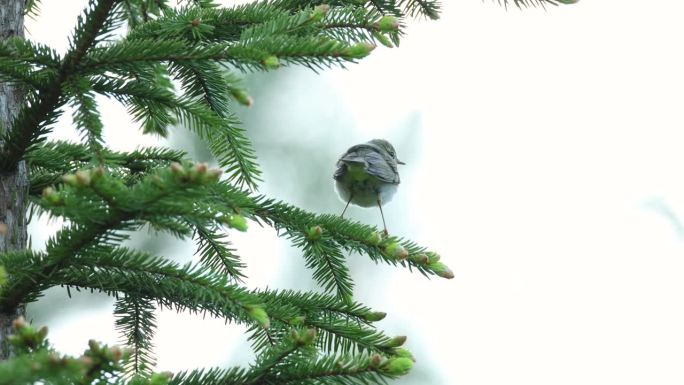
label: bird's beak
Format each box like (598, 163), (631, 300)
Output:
(397, 160), (406, 165)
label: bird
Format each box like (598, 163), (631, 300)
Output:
(333, 139), (404, 235)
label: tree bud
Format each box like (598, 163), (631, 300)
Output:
(426, 252), (440, 263)
(376, 16), (400, 32)
(92, 166), (105, 180)
(429, 261), (454, 279)
(37, 326), (48, 341)
(393, 348), (415, 362)
(366, 231), (383, 246)
(369, 354), (383, 368)
(247, 306), (270, 329)
(42, 187), (63, 205)
(409, 253), (429, 264)
(343, 42), (375, 59)
(224, 214), (248, 232)
(62, 174), (78, 186)
(0, 266), (6, 288)
(384, 242), (408, 260)
(383, 335), (407, 348)
(207, 168), (223, 181)
(75, 170), (91, 186)
(193, 162), (208, 174)
(362, 311), (386, 322)
(306, 225), (323, 241)
(170, 162), (186, 176)
(296, 327), (316, 346)
(230, 89), (253, 107)
(111, 346), (123, 361)
(12, 316), (27, 330)
(191, 18), (201, 27)
(263, 55), (280, 69)
(372, 31), (394, 48)
(88, 339), (100, 352)
(380, 357), (413, 376)
(310, 4), (330, 22)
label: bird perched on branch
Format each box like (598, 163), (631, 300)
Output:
(334, 139), (404, 235)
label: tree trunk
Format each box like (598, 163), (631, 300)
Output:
(0, 0), (27, 360)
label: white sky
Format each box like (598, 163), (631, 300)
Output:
(23, 1), (684, 384)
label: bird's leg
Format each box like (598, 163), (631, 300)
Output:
(377, 198), (388, 236)
(341, 194), (353, 218)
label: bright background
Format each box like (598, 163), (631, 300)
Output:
(23, 1), (684, 384)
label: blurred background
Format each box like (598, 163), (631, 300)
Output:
(22, 1), (684, 384)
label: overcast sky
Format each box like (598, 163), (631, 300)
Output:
(24, 1), (684, 384)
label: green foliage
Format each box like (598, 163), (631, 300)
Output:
(0, 0), (577, 382)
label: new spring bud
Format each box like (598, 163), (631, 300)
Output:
(111, 346), (123, 362)
(409, 253), (429, 264)
(429, 261), (454, 279)
(75, 170), (91, 186)
(37, 326), (48, 341)
(310, 4), (330, 22)
(170, 162), (186, 176)
(263, 55), (280, 69)
(383, 335), (407, 348)
(92, 166), (105, 180)
(306, 225), (323, 241)
(247, 306), (270, 329)
(366, 231), (383, 246)
(207, 168), (223, 181)
(393, 348), (415, 362)
(376, 16), (400, 32)
(343, 42), (375, 59)
(372, 31), (394, 48)
(230, 88), (253, 107)
(369, 354), (383, 368)
(12, 316), (27, 330)
(362, 311), (387, 322)
(224, 214), (248, 232)
(193, 162), (208, 174)
(0, 266), (6, 288)
(380, 357), (413, 376)
(88, 339), (100, 353)
(426, 251), (440, 263)
(384, 242), (408, 260)
(62, 174), (78, 186)
(290, 315), (306, 325)
(295, 328), (317, 346)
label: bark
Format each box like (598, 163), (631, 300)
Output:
(0, 0), (27, 360)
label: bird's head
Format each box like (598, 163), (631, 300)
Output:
(368, 139), (405, 165)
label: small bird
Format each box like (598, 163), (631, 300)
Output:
(334, 139), (404, 234)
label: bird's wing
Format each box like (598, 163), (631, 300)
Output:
(333, 150), (366, 181)
(364, 150), (400, 184)
(334, 144), (400, 184)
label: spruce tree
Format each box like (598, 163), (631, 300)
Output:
(0, 0), (575, 383)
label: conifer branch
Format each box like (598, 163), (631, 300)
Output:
(66, 78), (105, 154)
(48, 247), (267, 327)
(189, 219), (246, 282)
(0, 0), (118, 172)
(114, 294), (157, 376)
